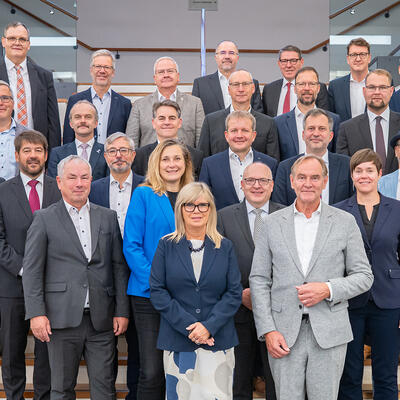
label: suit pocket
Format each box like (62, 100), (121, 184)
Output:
(388, 269), (400, 279)
(45, 283), (67, 292)
(329, 300), (348, 312)
(271, 299), (282, 313)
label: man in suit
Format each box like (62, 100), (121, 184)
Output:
(0, 130), (60, 400)
(0, 22), (61, 150)
(63, 49), (132, 144)
(0, 80), (27, 179)
(273, 108), (352, 205)
(48, 100), (108, 181)
(200, 110), (277, 210)
(218, 162), (284, 400)
(262, 45), (329, 117)
(389, 86), (400, 112)
(23, 155), (130, 400)
(337, 69), (400, 175)
(328, 37), (371, 122)
(275, 67), (341, 160)
(249, 155), (373, 400)
(132, 100), (203, 179)
(125, 56), (204, 148)
(198, 69), (280, 160)
(89, 132), (143, 400)
(192, 40), (263, 115)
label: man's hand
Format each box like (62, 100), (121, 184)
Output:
(242, 288), (252, 310)
(265, 331), (290, 358)
(113, 317), (129, 336)
(30, 316), (52, 342)
(296, 282), (330, 307)
(186, 322), (214, 346)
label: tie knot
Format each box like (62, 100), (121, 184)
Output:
(80, 143), (89, 150)
(253, 208), (263, 216)
(375, 116), (382, 122)
(287, 81), (291, 88)
(14, 65), (21, 72)
(28, 179), (38, 188)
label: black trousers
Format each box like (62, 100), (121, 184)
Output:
(124, 310), (140, 400)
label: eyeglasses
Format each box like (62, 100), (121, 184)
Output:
(4, 36), (29, 44)
(229, 81), (253, 88)
(279, 58), (300, 65)
(348, 52), (369, 59)
(243, 178), (272, 187)
(183, 203), (210, 213)
(105, 147), (133, 156)
(216, 51), (238, 56)
(92, 64), (114, 72)
(0, 95), (13, 103)
(155, 69), (177, 75)
(295, 82), (319, 88)
(365, 85), (392, 92)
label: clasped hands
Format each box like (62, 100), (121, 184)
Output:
(186, 322), (214, 346)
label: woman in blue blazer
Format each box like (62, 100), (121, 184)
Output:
(335, 149), (400, 400)
(150, 182), (242, 399)
(123, 139), (193, 399)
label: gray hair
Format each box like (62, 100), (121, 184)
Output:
(290, 154), (328, 177)
(57, 155), (92, 178)
(215, 40), (239, 55)
(3, 22), (30, 39)
(225, 110), (256, 131)
(153, 57), (179, 74)
(303, 108), (333, 131)
(228, 69), (253, 84)
(0, 80), (13, 97)
(104, 132), (135, 151)
(90, 49), (116, 69)
(69, 100), (99, 122)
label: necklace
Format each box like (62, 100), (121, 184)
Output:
(188, 241), (205, 253)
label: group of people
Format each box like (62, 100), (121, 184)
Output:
(0, 19), (399, 400)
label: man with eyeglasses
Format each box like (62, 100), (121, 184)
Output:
(63, 49), (132, 144)
(275, 67), (341, 160)
(192, 40), (263, 115)
(126, 56), (204, 149)
(48, 100), (108, 180)
(262, 45), (329, 117)
(0, 21), (61, 150)
(328, 37), (371, 122)
(337, 69), (400, 175)
(217, 162), (283, 400)
(198, 69), (280, 160)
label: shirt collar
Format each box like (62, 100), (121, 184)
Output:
(63, 198), (90, 214)
(228, 147), (253, 162)
(157, 89), (177, 102)
(91, 86), (111, 99)
(75, 137), (95, 149)
(218, 69), (229, 83)
(282, 77), (294, 88)
(293, 199), (322, 217)
(295, 104), (316, 118)
(230, 104), (251, 113)
(246, 199), (270, 215)
(20, 171), (44, 187)
(305, 150), (329, 165)
(350, 74), (366, 84)
(110, 170), (133, 188)
(0, 118), (16, 135)
(5, 55), (27, 71)
(367, 106), (390, 123)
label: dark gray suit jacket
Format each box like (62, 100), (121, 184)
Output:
(23, 200), (130, 331)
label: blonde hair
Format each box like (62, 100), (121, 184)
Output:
(167, 182), (222, 248)
(142, 139), (193, 195)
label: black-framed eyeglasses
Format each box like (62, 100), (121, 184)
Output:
(0, 95), (13, 103)
(92, 64), (114, 71)
(279, 58), (300, 65)
(243, 178), (272, 187)
(229, 81), (253, 88)
(4, 36), (29, 44)
(183, 203), (210, 213)
(365, 85), (391, 92)
(105, 147), (133, 156)
(216, 51), (238, 56)
(348, 52), (369, 59)
(295, 82), (319, 89)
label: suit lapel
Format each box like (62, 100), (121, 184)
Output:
(286, 111), (299, 153)
(11, 176), (32, 220)
(327, 152), (338, 204)
(0, 61), (9, 83)
(387, 111), (399, 172)
(176, 238), (197, 283)
(344, 75), (351, 119)
(27, 61), (39, 117)
(346, 195), (369, 247)
(89, 142), (102, 170)
(198, 236), (217, 283)
(371, 196), (391, 245)
(271, 79), (282, 116)
(156, 193), (175, 232)
(42, 175), (60, 208)
(359, 114), (373, 149)
(107, 90), (117, 131)
(209, 72), (224, 109)
(236, 201), (254, 251)
(89, 204), (101, 258)
(222, 151), (239, 203)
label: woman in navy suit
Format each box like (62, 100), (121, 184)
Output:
(335, 149), (400, 400)
(123, 139), (193, 399)
(150, 182), (242, 399)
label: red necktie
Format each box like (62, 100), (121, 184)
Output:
(283, 82), (292, 114)
(15, 65), (27, 126)
(28, 180), (40, 213)
(375, 116), (386, 171)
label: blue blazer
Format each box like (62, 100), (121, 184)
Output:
(47, 141), (108, 181)
(199, 149), (278, 210)
(378, 170), (399, 199)
(334, 194), (400, 309)
(89, 173), (144, 207)
(123, 186), (175, 298)
(272, 152), (353, 205)
(389, 89), (400, 113)
(328, 74), (352, 123)
(274, 109), (341, 161)
(62, 88), (132, 144)
(150, 235), (242, 352)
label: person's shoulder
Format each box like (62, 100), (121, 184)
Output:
(341, 112), (366, 127)
(27, 59), (52, 77)
(111, 89), (131, 104)
(91, 176), (108, 189)
(203, 150), (227, 163)
(180, 91), (202, 104)
(264, 78), (283, 89)
(329, 152), (350, 162)
(194, 72), (217, 83)
(329, 73), (349, 87)
(380, 194), (400, 209)
(252, 109), (274, 122)
(218, 202), (240, 218)
(204, 108), (226, 122)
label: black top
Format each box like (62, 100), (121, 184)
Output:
(167, 191), (178, 212)
(358, 202), (380, 243)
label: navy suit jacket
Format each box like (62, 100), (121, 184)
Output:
(47, 141), (108, 181)
(192, 71), (263, 115)
(274, 108), (341, 161)
(62, 88), (132, 143)
(334, 194), (400, 309)
(389, 89), (400, 113)
(199, 149), (278, 210)
(272, 152), (353, 206)
(328, 74), (352, 123)
(150, 235), (242, 351)
(89, 173), (144, 208)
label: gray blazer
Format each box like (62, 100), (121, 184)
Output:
(22, 200), (130, 332)
(125, 89), (205, 148)
(249, 202), (373, 350)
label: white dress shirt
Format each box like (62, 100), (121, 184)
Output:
(109, 171), (133, 237)
(218, 70), (231, 108)
(367, 107), (390, 153)
(0, 118), (18, 180)
(20, 171), (44, 207)
(277, 78), (297, 116)
(5, 56), (33, 129)
(304, 150), (329, 204)
(294, 105), (317, 154)
(75, 137), (95, 161)
(246, 200), (270, 238)
(349, 75), (366, 118)
(229, 104), (251, 114)
(229, 148), (254, 201)
(64, 199), (91, 308)
(157, 89), (177, 102)
(91, 87), (111, 144)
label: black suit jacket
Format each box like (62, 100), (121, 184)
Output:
(262, 78), (330, 117)
(198, 107), (280, 160)
(337, 110), (400, 175)
(272, 152), (353, 206)
(328, 74), (352, 123)
(0, 174), (61, 298)
(132, 141), (204, 180)
(62, 88), (132, 144)
(0, 58), (61, 150)
(217, 200), (284, 322)
(192, 71), (263, 115)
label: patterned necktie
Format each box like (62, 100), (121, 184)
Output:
(80, 143), (89, 161)
(15, 65), (27, 126)
(28, 180), (40, 213)
(253, 208), (264, 243)
(375, 116), (386, 170)
(283, 82), (292, 114)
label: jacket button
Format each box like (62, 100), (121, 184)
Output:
(195, 287), (199, 292)
(299, 304), (303, 309)
(195, 308), (201, 314)
(83, 284), (88, 288)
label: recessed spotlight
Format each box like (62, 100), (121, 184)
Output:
(350, 9), (355, 15)
(49, 9), (54, 15)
